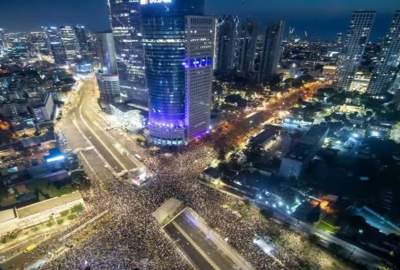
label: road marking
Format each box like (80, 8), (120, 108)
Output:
(78, 102), (128, 171)
(71, 119), (117, 175)
(86, 109), (143, 168)
(172, 220), (222, 270)
(78, 151), (108, 192)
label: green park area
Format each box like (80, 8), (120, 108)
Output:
(315, 219), (340, 234)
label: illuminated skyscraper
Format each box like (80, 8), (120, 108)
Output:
(236, 19), (258, 74)
(368, 11), (400, 94)
(337, 11), (375, 91)
(29, 31), (50, 56)
(0, 28), (5, 54)
(108, 0), (147, 105)
(215, 15), (240, 74)
(258, 20), (285, 84)
(96, 32), (121, 104)
(43, 26), (67, 65)
(141, 0), (214, 146)
(74, 25), (90, 57)
(59, 26), (80, 62)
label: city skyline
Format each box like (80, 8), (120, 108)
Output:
(0, 0), (399, 40)
(1, 1), (400, 269)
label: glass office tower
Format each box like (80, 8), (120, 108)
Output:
(368, 11), (400, 94)
(96, 32), (121, 104)
(141, 0), (213, 146)
(337, 11), (375, 91)
(258, 20), (285, 84)
(108, 0), (147, 105)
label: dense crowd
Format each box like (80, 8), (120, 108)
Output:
(40, 143), (350, 270)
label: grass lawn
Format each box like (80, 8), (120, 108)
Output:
(315, 220), (340, 234)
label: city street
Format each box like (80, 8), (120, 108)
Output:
(163, 208), (254, 270)
(2, 1), (399, 269)
(59, 78), (140, 176)
(18, 77), (352, 270)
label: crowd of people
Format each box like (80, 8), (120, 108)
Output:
(39, 142), (352, 270)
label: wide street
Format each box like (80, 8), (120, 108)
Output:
(7, 76), (354, 270)
(59, 78), (140, 176)
(163, 208), (253, 270)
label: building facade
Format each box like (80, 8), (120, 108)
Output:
(96, 32), (121, 104)
(368, 11), (400, 94)
(337, 11), (375, 91)
(258, 20), (285, 84)
(108, 0), (147, 105)
(185, 16), (214, 140)
(215, 15), (240, 75)
(0, 28), (5, 54)
(43, 26), (67, 65)
(236, 19), (258, 74)
(29, 31), (50, 56)
(59, 26), (80, 63)
(141, 0), (213, 146)
(74, 25), (90, 57)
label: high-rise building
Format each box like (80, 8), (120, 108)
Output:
(74, 25), (90, 57)
(336, 32), (344, 51)
(96, 32), (121, 104)
(29, 32), (50, 56)
(253, 33), (265, 75)
(258, 20), (285, 84)
(108, 0), (147, 105)
(59, 26), (80, 63)
(337, 11), (375, 91)
(141, 0), (214, 146)
(43, 26), (67, 65)
(368, 11), (400, 94)
(215, 15), (240, 74)
(0, 28), (5, 54)
(236, 19), (258, 74)
(97, 32), (118, 75)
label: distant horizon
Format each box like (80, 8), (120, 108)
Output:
(0, 0), (398, 41)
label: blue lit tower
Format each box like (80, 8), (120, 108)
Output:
(337, 11), (375, 91)
(368, 11), (400, 94)
(108, 0), (147, 106)
(141, 0), (214, 146)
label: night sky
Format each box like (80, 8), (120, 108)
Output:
(0, 0), (399, 40)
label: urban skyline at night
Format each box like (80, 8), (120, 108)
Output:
(1, 1), (400, 269)
(0, 0), (399, 40)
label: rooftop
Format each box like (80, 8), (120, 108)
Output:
(285, 143), (315, 161)
(250, 125), (281, 146)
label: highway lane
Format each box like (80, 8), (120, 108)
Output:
(173, 211), (237, 270)
(62, 79), (139, 174)
(73, 112), (125, 173)
(78, 80), (139, 171)
(164, 223), (214, 270)
(163, 209), (253, 270)
(82, 108), (137, 170)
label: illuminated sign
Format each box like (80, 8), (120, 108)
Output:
(140, 0), (172, 5)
